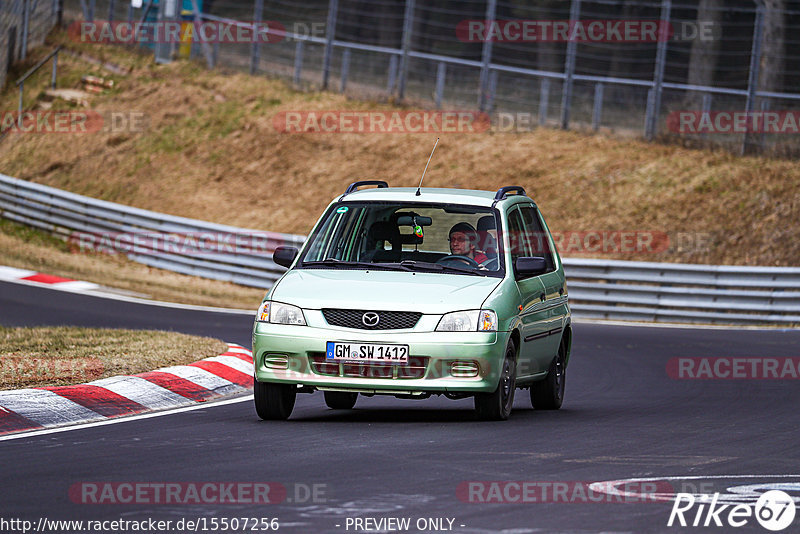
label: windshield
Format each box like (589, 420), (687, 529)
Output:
(298, 201), (504, 276)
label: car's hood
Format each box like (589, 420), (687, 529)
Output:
(271, 268), (501, 314)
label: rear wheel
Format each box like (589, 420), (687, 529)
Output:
(324, 391), (358, 410)
(254, 378), (296, 420)
(474, 341), (516, 421)
(531, 338), (567, 410)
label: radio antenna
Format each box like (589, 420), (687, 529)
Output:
(415, 137), (439, 196)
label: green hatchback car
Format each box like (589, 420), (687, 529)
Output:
(252, 182), (571, 420)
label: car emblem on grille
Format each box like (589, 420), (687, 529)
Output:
(362, 312), (380, 327)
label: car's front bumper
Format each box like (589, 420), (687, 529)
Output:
(252, 321), (509, 395)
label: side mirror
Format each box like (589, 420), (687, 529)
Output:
(273, 246), (299, 268)
(515, 256), (548, 276)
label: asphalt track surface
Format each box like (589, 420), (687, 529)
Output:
(1, 279), (799, 533)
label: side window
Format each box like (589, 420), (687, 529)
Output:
(507, 208), (531, 264)
(519, 205), (555, 272)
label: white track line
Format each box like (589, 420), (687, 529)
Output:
(0, 395), (252, 442)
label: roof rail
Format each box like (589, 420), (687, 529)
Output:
(344, 180), (389, 195)
(494, 186), (526, 201)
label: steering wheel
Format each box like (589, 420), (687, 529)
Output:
(437, 255), (480, 268)
(479, 257), (499, 270)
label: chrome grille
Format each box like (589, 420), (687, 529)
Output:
(322, 309), (421, 330)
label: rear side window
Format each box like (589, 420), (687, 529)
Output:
(518, 205), (555, 272)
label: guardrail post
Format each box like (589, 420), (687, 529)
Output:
(250, 0), (264, 75)
(742, 2), (765, 155)
(560, 0), (580, 129)
(592, 82), (603, 131)
(293, 40), (304, 86)
(397, 0), (415, 100)
(539, 78), (550, 126)
(478, 0), (497, 111)
(339, 48), (351, 92)
(434, 61), (446, 108)
(321, 0), (338, 90)
(387, 55), (398, 94)
(645, 0), (671, 140)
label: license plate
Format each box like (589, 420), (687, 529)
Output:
(326, 342), (409, 365)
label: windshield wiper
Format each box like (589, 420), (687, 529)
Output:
(399, 260), (486, 276)
(302, 259), (412, 271)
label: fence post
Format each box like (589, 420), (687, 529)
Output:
(539, 78), (550, 126)
(250, 0), (264, 75)
(340, 48), (351, 92)
(560, 0), (580, 129)
(321, 0), (339, 90)
(51, 50), (58, 89)
(645, 0), (671, 140)
(484, 70), (498, 112)
(701, 92), (712, 140)
(188, 0), (214, 68)
(387, 55), (398, 94)
(79, 0), (90, 20)
(742, 2), (765, 155)
(127, 1), (133, 25)
(21, 0), (30, 61)
(89, 0), (95, 21)
(435, 61), (446, 108)
(294, 40), (304, 86)
(478, 0), (497, 111)
(108, 0), (115, 22)
(592, 82), (603, 131)
(758, 97), (770, 152)
(397, 0), (415, 99)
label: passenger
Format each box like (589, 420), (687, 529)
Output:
(448, 222), (488, 264)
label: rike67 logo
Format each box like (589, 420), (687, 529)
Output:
(669, 490), (796, 531)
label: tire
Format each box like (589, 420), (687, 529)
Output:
(254, 377), (296, 420)
(531, 338), (567, 410)
(474, 341), (516, 421)
(324, 391), (358, 410)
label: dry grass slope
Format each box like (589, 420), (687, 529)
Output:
(1, 32), (798, 266)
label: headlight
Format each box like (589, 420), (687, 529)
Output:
(256, 301), (306, 325)
(436, 310), (497, 332)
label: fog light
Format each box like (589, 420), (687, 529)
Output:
(263, 353), (289, 370)
(451, 360), (479, 378)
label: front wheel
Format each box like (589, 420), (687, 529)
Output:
(254, 378), (296, 420)
(530, 338), (567, 410)
(324, 391), (358, 410)
(474, 341), (516, 421)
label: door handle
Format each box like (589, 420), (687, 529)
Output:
(540, 293), (546, 301)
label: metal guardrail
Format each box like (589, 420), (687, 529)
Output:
(0, 174), (305, 288)
(1, 173), (798, 325)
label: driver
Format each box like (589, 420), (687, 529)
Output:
(448, 222), (488, 264)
